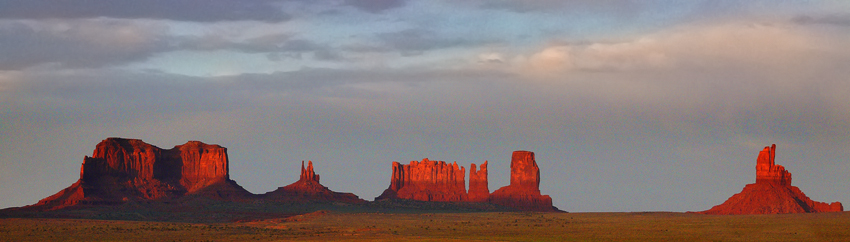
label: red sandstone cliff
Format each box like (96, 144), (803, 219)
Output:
(489, 151), (556, 212)
(467, 161), (490, 202)
(30, 138), (251, 210)
(261, 161), (364, 203)
(376, 159), (468, 202)
(699, 144), (843, 214)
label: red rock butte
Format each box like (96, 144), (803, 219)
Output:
(376, 159), (469, 202)
(489, 151), (556, 212)
(261, 161), (365, 203)
(376, 151), (557, 212)
(30, 138), (251, 210)
(699, 144), (843, 215)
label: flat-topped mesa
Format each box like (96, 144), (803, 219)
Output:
(174, 141), (230, 192)
(376, 159), (468, 202)
(489, 151), (556, 212)
(261, 161), (364, 204)
(698, 144), (843, 215)
(467, 161), (490, 202)
(755, 144), (792, 186)
(32, 138), (250, 210)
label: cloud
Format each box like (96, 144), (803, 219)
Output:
(501, 22), (834, 77)
(471, 0), (642, 14)
(0, 0), (291, 22)
(0, 19), (170, 70)
(0, 19), (344, 70)
(343, 0), (406, 13)
(177, 33), (340, 61)
(365, 28), (476, 55)
(792, 14), (850, 27)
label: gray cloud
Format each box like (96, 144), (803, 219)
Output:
(343, 0), (406, 13)
(177, 33), (340, 61)
(367, 29), (475, 55)
(0, 19), (342, 70)
(0, 0), (290, 22)
(0, 20), (170, 70)
(471, 0), (643, 14)
(792, 14), (850, 26)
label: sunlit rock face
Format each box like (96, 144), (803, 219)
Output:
(376, 159), (468, 202)
(755, 144), (792, 185)
(261, 161), (365, 204)
(699, 144), (843, 215)
(467, 161), (490, 202)
(30, 138), (251, 210)
(489, 151), (556, 212)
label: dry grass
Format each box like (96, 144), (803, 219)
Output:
(2, 211), (849, 241)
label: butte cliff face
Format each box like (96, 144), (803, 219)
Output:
(489, 151), (556, 212)
(467, 161), (490, 202)
(699, 144), (843, 215)
(31, 138), (251, 210)
(261, 161), (364, 203)
(376, 159), (469, 202)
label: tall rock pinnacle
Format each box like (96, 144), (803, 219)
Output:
(489, 151), (556, 212)
(468, 161), (490, 202)
(698, 144), (842, 214)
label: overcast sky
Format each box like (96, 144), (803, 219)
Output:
(2, 0), (849, 212)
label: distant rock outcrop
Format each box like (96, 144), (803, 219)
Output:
(375, 159), (468, 202)
(29, 138), (251, 210)
(489, 151), (557, 212)
(699, 144), (843, 215)
(261, 161), (365, 204)
(467, 161), (490, 202)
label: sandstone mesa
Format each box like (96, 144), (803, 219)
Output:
(376, 151), (558, 212)
(30, 138), (251, 210)
(699, 144), (843, 215)
(375, 159), (469, 202)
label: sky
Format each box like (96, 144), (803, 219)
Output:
(1, 0), (849, 212)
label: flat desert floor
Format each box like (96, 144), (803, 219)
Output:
(2, 211), (849, 241)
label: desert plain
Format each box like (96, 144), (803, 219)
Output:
(3, 211), (850, 241)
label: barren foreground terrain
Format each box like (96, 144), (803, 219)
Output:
(2, 211), (849, 241)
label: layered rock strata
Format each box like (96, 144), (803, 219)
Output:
(699, 144), (842, 214)
(261, 161), (364, 203)
(489, 151), (556, 212)
(30, 138), (251, 210)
